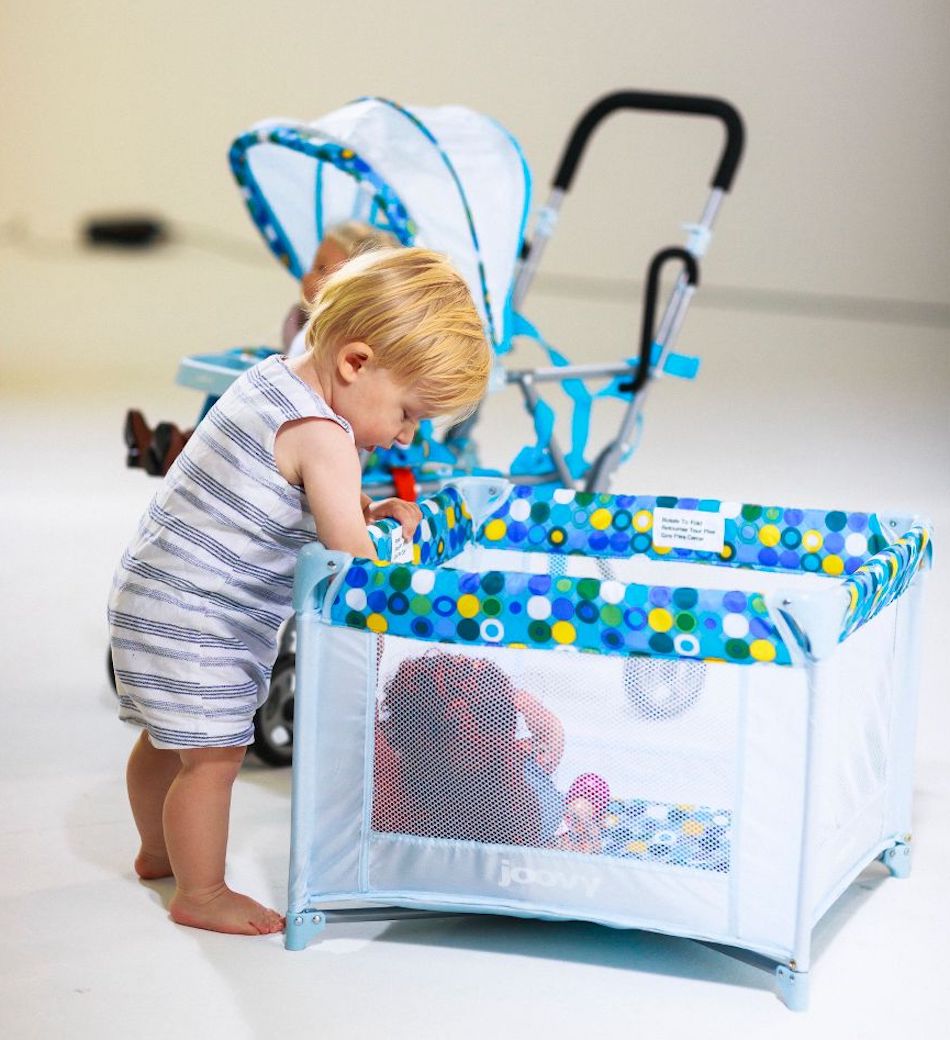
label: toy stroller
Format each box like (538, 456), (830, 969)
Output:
(119, 91), (744, 764)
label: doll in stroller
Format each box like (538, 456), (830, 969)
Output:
(124, 219), (399, 475)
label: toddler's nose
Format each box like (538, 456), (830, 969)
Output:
(395, 420), (417, 447)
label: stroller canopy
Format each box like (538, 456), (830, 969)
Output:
(229, 97), (531, 350)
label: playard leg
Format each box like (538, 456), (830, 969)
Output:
(699, 941), (810, 1011)
(285, 907), (461, 951)
(285, 911), (327, 951)
(775, 964), (809, 1012)
(881, 839), (913, 879)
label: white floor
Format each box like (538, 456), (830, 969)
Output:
(2, 305), (949, 1037)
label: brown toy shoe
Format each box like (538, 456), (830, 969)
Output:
(152, 422), (191, 475)
(124, 409), (154, 471)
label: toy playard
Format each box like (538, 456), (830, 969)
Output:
(284, 478), (931, 1011)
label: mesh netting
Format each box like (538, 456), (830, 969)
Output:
(371, 634), (738, 872)
(624, 657), (706, 720)
(812, 611), (896, 853)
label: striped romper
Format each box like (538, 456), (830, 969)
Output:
(108, 355), (353, 749)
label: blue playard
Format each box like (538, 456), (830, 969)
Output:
(285, 479), (932, 1010)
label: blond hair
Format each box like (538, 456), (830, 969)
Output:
(306, 247), (491, 419)
(322, 220), (400, 257)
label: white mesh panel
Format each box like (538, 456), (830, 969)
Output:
(808, 606), (899, 910)
(371, 634), (740, 874)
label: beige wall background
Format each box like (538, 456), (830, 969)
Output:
(1, 0), (948, 394)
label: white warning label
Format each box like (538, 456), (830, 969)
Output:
(652, 507), (725, 553)
(388, 527), (414, 563)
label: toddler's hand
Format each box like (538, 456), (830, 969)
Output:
(364, 497), (424, 539)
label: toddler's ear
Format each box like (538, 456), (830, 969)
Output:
(337, 341), (374, 383)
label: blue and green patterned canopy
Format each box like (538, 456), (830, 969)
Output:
(229, 97), (531, 352)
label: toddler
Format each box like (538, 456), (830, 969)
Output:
(110, 248), (491, 934)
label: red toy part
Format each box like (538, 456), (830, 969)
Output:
(389, 467), (417, 502)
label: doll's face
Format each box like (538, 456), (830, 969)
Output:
(301, 238), (349, 304)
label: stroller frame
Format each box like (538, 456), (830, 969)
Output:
(172, 90), (744, 497)
(509, 91), (742, 493)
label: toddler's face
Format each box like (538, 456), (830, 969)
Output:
(338, 363), (431, 453)
(301, 238), (349, 304)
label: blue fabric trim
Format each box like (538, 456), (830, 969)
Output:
(484, 114), (533, 356)
(229, 128), (418, 283)
(362, 420), (458, 476)
(510, 397), (556, 476)
(324, 482), (928, 668)
(663, 351), (700, 380)
(230, 133), (304, 277)
(595, 344), (700, 403)
(330, 555), (794, 667)
(314, 160), (324, 245)
(510, 312), (593, 479)
(367, 485), (474, 567)
(840, 526), (931, 640)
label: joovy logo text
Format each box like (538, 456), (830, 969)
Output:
(498, 858), (601, 898)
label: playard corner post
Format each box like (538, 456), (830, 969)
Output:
(287, 544), (353, 936)
(766, 511), (932, 667)
(765, 586), (852, 665)
(446, 475), (514, 530)
(292, 545), (352, 619)
(285, 911), (327, 952)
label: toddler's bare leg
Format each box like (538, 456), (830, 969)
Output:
(164, 746), (284, 935)
(126, 730), (180, 879)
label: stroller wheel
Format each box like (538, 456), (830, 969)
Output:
(252, 653), (295, 767)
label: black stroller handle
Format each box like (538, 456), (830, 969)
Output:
(553, 91), (745, 193)
(620, 247), (700, 397)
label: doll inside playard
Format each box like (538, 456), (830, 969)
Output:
(371, 645), (732, 871)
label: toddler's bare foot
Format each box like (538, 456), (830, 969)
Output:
(134, 848), (173, 880)
(169, 884), (284, 935)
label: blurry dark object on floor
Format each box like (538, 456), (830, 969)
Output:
(83, 216), (168, 249)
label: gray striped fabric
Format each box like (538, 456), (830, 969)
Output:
(109, 355), (352, 749)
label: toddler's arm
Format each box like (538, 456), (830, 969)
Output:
(275, 418), (377, 558)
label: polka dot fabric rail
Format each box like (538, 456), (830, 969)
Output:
(481, 485), (893, 575)
(367, 485), (474, 567)
(328, 483), (931, 667)
(840, 524), (930, 640)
